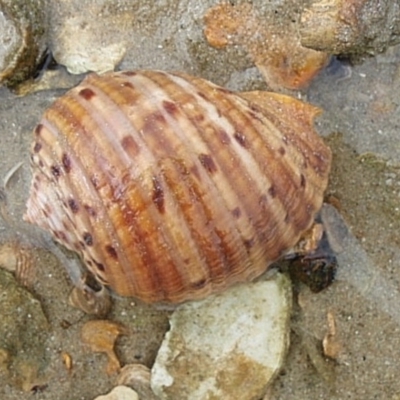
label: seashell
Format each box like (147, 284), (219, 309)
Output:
(68, 272), (113, 317)
(24, 70), (331, 303)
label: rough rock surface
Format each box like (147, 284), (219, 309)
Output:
(0, 0), (47, 88)
(0, 269), (49, 391)
(300, 0), (400, 59)
(151, 274), (292, 400)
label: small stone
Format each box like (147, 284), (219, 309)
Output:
(93, 385), (139, 400)
(51, 2), (131, 74)
(151, 273), (292, 400)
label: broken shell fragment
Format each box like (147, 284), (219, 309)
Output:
(323, 311), (342, 360)
(24, 69), (331, 303)
(117, 364), (158, 400)
(0, 241), (36, 288)
(81, 320), (128, 375)
(61, 351), (73, 373)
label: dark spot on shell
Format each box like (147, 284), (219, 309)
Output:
(105, 245), (118, 260)
(51, 165), (61, 178)
(300, 174), (306, 188)
(84, 204), (97, 217)
(244, 237), (255, 250)
(94, 261), (105, 272)
(122, 71), (137, 77)
(79, 241), (85, 249)
(90, 175), (100, 189)
(35, 124), (43, 136)
(79, 88), (95, 100)
(152, 175), (165, 213)
(83, 232), (93, 246)
(143, 112), (166, 134)
(217, 87), (232, 94)
(199, 154), (217, 174)
(268, 186), (276, 198)
(38, 160), (44, 168)
(121, 135), (140, 157)
(62, 153), (71, 173)
(86, 259), (93, 266)
(217, 129), (231, 145)
(234, 132), (248, 148)
(193, 113), (205, 123)
(284, 213), (290, 223)
(279, 147), (286, 156)
(33, 142), (42, 153)
(197, 91), (208, 101)
(232, 207), (241, 218)
(68, 198), (79, 213)
(121, 81), (134, 89)
(163, 100), (179, 116)
(191, 278), (207, 289)
(54, 230), (67, 242)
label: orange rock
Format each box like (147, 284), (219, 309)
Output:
(204, 2), (329, 91)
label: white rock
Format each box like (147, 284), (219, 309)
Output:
(151, 273), (292, 400)
(93, 385), (139, 400)
(50, 1), (131, 74)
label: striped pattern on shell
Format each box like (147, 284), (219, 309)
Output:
(24, 70), (331, 303)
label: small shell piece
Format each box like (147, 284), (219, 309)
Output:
(0, 241), (35, 288)
(81, 320), (128, 375)
(24, 70), (331, 303)
(69, 274), (112, 317)
(117, 364), (158, 400)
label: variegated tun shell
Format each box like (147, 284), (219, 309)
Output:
(24, 70), (331, 303)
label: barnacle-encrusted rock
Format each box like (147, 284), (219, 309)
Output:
(300, 0), (400, 59)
